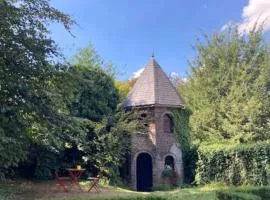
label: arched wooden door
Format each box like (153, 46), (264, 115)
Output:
(136, 153), (153, 191)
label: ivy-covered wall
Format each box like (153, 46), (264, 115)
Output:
(172, 108), (197, 184)
(172, 108), (191, 152)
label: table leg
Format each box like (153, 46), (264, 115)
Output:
(69, 171), (83, 191)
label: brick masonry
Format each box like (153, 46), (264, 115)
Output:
(123, 57), (184, 190)
(130, 106), (184, 190)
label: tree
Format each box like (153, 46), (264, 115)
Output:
(180, 27), (270, 144)
(72, 43), (120, 78)
(0, 0), (144, 181)
(57, 44), (119, 121)
(79, 109), (144, 182)
(72, 43), (102, 69)
(0, 0), (74, 177)
(65, 66), (119, 121)
(53, 45), (144, 182)
(115, 80), (131, 101)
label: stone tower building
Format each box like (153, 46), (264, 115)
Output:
(123, 57), (184, 191)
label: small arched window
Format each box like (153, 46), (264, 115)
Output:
(139, 113), (148, 127)
(165, 155), (174, 169)
(163, 114), (174, 133)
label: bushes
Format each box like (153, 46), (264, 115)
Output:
(183, 145), (198, 184)
(195, 141), (270, 185)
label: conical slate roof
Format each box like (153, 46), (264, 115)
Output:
(123, 57), (184, 108)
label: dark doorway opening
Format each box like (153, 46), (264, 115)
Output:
(136, 153), (153, 191)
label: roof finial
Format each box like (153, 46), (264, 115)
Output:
(151, 52), (155, 58)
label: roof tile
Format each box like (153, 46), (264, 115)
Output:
(123, 57), (184, 108)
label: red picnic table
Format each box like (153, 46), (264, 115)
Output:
(66, 168), (86, 191)
(54, 168), (101, 193)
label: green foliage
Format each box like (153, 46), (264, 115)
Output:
(172, 108), (191, 152)
(216, 186), (270, 200)
(78, 110), (142, 183)
(152, 184), (174, 191)
(195, 141), (270, 185)
(182, 145), (198, 184)
(72, 43), (103, 69)
(35, 44), (143, 181)
(115, 80), (132, 101)
(72, 43), (120, 78)
(50, 44), (142, 182)
(216, 191), (261, 200)
(56, 65), (119, 121)
(177, 27), (270, 187)
(0, 0), (138, 182)
(172, 108), (197, 184)
(243, 187), (270, 199)
(161, 166), (174, 178)
(0, 184), (19, 200)
(109, 197), (166, 200)
(33, 147), (61, 179)
(0, 0), (74, 178)
(179, 26), (270, 143)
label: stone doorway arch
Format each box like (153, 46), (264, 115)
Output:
(136, 152), (153, 191)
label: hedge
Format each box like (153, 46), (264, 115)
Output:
(195, 141), (270, 185)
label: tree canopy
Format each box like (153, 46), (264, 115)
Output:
(0, 0), (74, 177)
(51, 47), (146, 182)
(179, 27), (270, 144)
(0, 0), (141, 181)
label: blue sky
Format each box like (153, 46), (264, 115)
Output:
(49, 0), (269, 80)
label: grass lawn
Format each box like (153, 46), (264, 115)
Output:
(0, 181), (269, 200)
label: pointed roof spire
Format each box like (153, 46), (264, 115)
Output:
(123, 57), (184, 108)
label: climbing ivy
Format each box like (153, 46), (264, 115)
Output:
(172, 108), (197, 184)
(172, 108), (191, 152)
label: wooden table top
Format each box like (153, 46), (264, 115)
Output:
(66, 168), (86, 172)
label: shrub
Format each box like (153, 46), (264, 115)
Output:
(195, 141), (270, 185)
(183, 145), (198, 184)
(161, 165), (174, 178)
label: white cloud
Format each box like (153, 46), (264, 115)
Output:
(170, 72), (179, 78)
(239, 0), (270, 33)
(131, 68), (144, 79)
(182, 77), (188, 82)
(169, 72), (188, 83)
